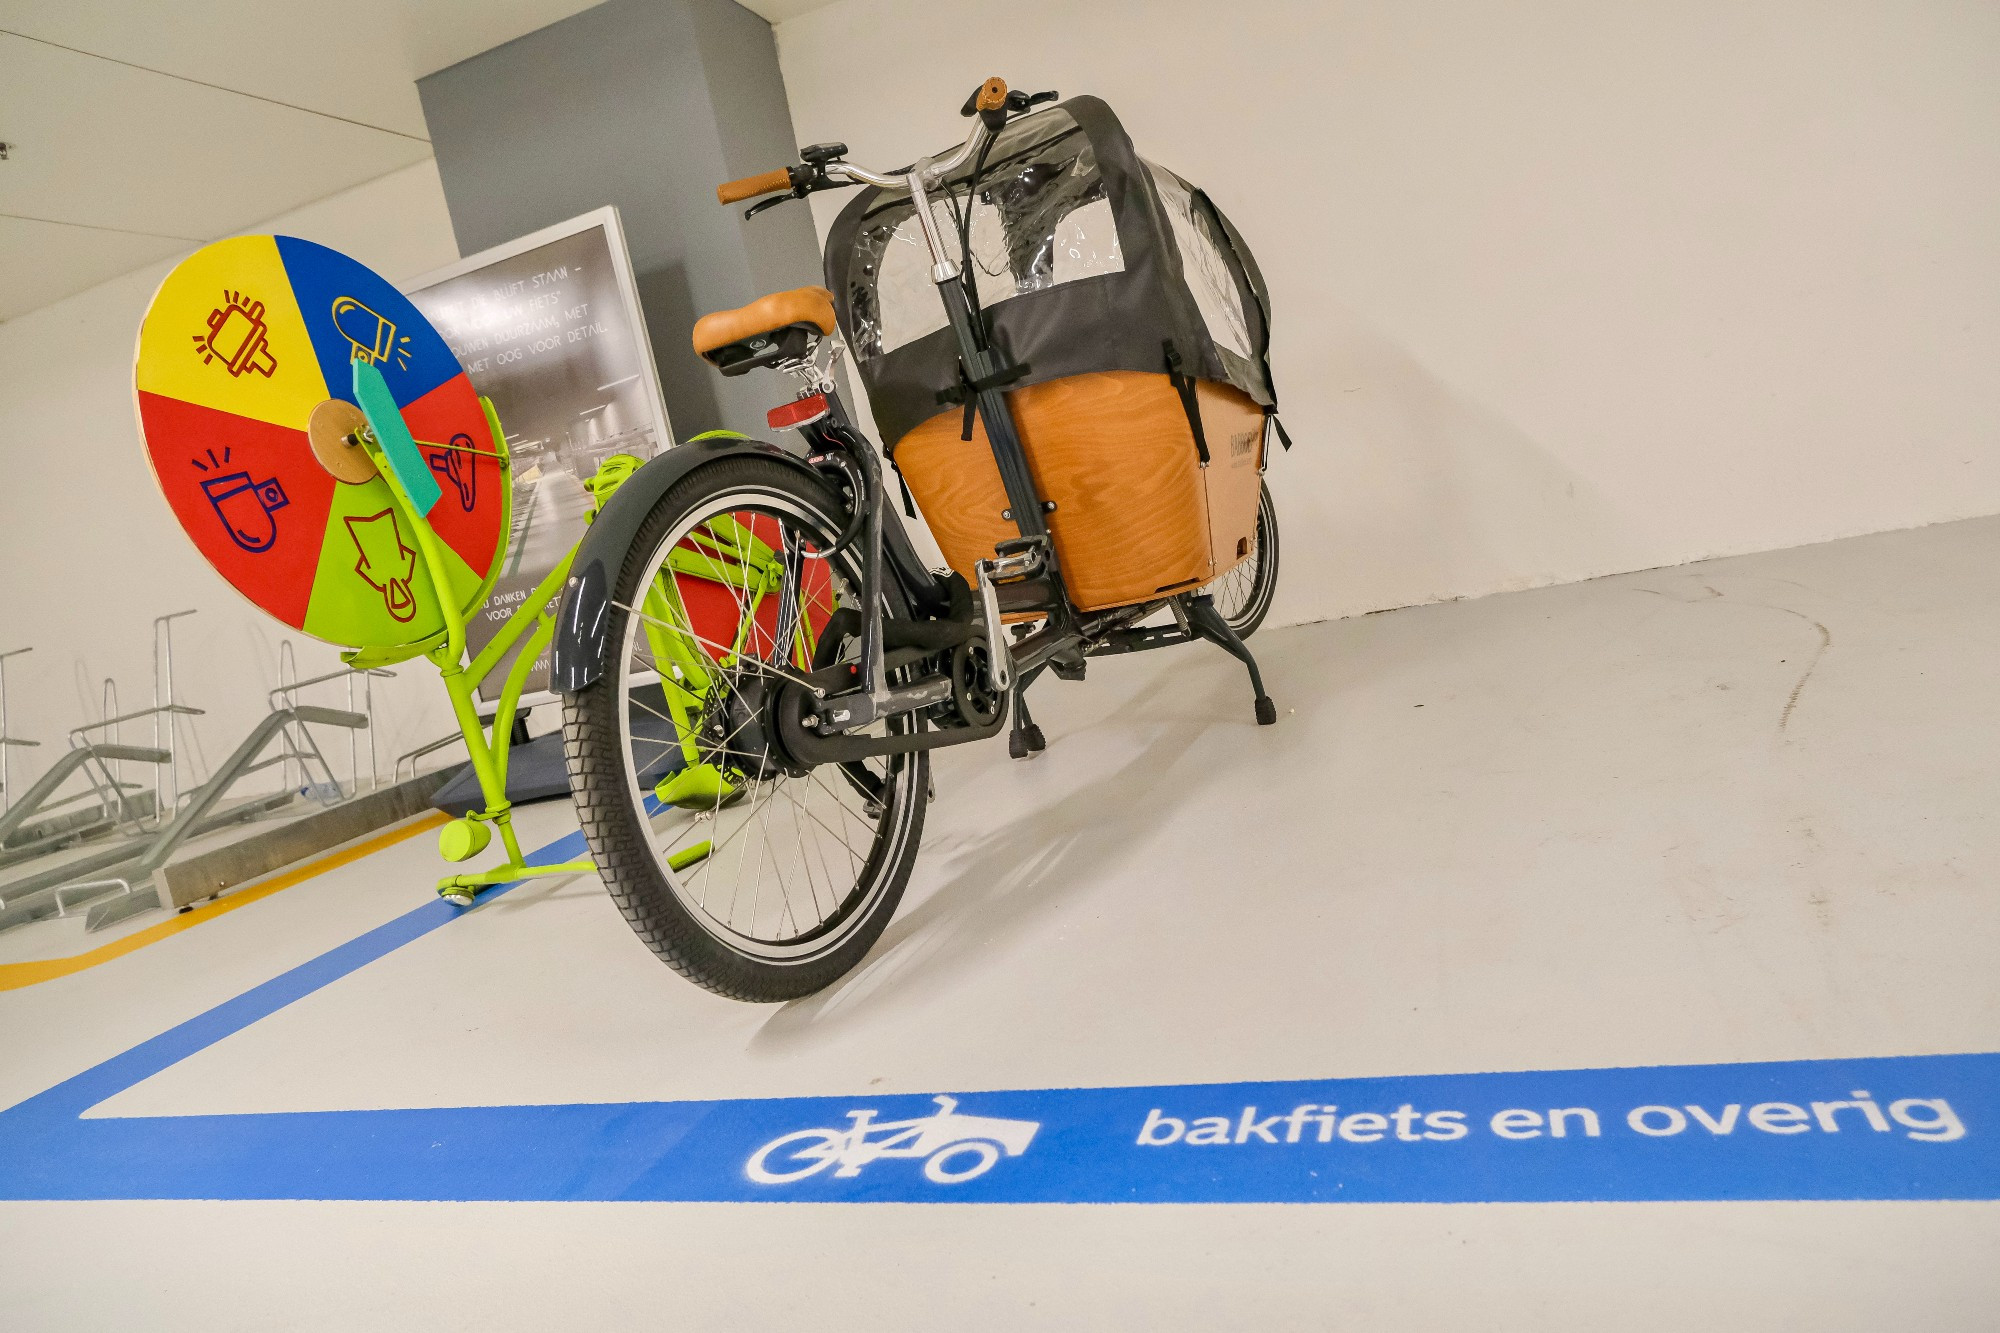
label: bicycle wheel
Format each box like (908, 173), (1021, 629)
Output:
(746, 1128), (845, 1184)
(923, 1141), (1002, 1184)
(1206, 480), (1279, 638)
(562, 455), (928, 1001)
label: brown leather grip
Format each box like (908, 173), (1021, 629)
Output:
(976, 77), (1008, 113)
(717, 167), (795, 205)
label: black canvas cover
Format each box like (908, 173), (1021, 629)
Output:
(824, 97), (1277, 447)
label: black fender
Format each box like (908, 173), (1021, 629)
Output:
(550, 437), (827, 693)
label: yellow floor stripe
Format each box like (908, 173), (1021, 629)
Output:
(0, 811), (451, 993)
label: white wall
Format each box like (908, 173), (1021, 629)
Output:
(6, 0), (1998, 799)
(0, 161), (462, 799)
(773, 0), (2000, 627)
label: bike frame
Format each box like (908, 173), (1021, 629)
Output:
(545, 83), (1278, 773)
(343, 360), (801, 898)
(749, 124), (1168, 750)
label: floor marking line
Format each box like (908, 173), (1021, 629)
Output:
(5, 823), (1996, 1206)
(0, 811), (453, 992)
(3, 1049), (1997, 1203)
(4, 827), (590, 1122)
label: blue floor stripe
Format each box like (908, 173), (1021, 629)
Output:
(2, 826), (1995, 1204)
(5, 828), (587, 1124)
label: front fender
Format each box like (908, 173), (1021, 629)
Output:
(549, 437), (825, 693)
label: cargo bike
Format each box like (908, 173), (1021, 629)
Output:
(133, 79), (1287, 1002)
(559, 79), (1289, 998)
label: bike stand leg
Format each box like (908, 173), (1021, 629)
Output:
(1183, 595), (1278, 726)
(1008, 668), (1047, 761)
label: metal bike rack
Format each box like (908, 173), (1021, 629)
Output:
(394, 729), (469, 784)
(0, 613), (206, 864)
(0, 701), (368, 933)
(0, 646), (38, 820)
(0, 717), (171, 863)
(151, 609), (200, 820)
(274, 643), (393, 797)
(0, 617), (383, 934)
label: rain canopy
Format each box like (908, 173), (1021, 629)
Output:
(824, 97), (1278, 448)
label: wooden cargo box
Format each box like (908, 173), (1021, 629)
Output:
(895, 371), (1265, 612)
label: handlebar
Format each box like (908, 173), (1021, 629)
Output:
(717, 166), (799, 205)
(971, 76), (1008, 115)
(715, 76), (1052, 212)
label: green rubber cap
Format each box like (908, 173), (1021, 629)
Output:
(438, 816), (492, 863)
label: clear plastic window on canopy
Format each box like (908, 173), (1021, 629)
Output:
(1146, 163), (1253, 361)
(846, 109), (1126, 361)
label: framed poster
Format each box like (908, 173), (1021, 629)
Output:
(404, 207), (672, 704)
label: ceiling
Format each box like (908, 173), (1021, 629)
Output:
(0, 0), (837, 322)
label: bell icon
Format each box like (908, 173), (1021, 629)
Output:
(196, 293), (277, 378)
(200, 471), (289, 552)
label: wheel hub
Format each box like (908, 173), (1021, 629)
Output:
(705, 675), (810, 780)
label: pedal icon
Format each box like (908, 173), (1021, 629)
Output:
(746, 1096), (1039, 1186)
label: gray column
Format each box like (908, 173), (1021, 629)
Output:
(417, 0), (823, 438)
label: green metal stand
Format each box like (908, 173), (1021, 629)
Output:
(340, 361), (826, 907)
(345, 361), (592, 905)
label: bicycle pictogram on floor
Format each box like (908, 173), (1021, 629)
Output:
(746, 1096), (1040, 1186)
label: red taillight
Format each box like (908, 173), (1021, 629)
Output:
(767, 393), (829, 431)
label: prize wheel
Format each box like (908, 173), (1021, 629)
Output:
(133, 235), (508, 654)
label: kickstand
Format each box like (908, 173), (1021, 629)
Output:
(1182, 594), (1278, 725)
(1008, 668), (1047, 760)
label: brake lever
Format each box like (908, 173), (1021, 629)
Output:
(1007, 89), (1059, 113)
(742, 170), (858, 219)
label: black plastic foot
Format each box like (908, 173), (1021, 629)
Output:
(1184, 594), (1277, 724)
(1009, 723), (1046, 760)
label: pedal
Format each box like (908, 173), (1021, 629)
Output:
(656, 762), (743, 810)
(993, 535), (1047, 560)
(989, 534), (1049, 580)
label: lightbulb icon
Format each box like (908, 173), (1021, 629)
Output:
(193, 290), (278, 378)
(331, 296), (412, 371)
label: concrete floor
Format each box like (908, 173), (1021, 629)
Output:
(3, 516), (1997, 1328)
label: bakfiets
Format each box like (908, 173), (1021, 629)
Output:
(552, 78), (1287, 1000)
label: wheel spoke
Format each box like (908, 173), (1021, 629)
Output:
(588, 484), (921, 975)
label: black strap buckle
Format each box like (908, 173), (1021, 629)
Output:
(938, 360), (1033, 441)
(1263, 404), (1293, 452)
(1163, 341), (1211, 465)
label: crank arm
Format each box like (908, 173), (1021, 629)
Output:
(776, 683), (1008, 764)
(809, 675), (954, 732)
(973, 539), (1050, 693)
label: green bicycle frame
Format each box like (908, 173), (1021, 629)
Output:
(343, 359), (823, 902)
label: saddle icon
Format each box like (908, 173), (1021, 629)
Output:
(200, 471), (290, 553)
(429, 436), (477, 512)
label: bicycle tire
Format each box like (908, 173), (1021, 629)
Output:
(562, 455), (928, 1002)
